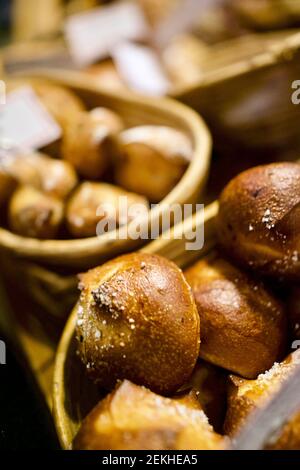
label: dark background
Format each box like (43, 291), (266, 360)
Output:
(0, 334), (59, 449)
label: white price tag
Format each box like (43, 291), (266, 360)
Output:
(0, 86), (62, 150)
(112, 42), (171, 96)
(65, 1), (149, 67)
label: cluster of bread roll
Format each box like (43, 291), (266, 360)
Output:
(70, 162), (300, 450)
(1, 80), (192, 240)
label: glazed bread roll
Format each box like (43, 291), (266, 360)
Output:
(66, 182), (149, 238)
(9, 186), (64, 239)
(73, 380), (227, 450)
(2, 151), (78, 200)
(218, 163), (300, 280)
(184, 252), (287, 379)
(114, 126), (192, 202)
(62, 108), (124, 179)
(75, 253), (200, 395)
(224, 349), (300, 450)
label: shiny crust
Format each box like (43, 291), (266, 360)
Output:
(75, 253), (200, 395)
(184, 252), (287, 379)
(73, 380), (226, 450)
(217, 162), (300, 280)
(224, 350), (300, 450)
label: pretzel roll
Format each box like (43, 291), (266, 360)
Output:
(8, 186), (64, 239)
(75, 253), (200, 395)
(66, 182), (149, 238)
(62, 108), (124, 179)
(184, 252), (287, 379)
(218, 163), (300, 280)
(224, 349), (300, 450)
(114, 126), (192, 202)
(73, 380), (227, 450)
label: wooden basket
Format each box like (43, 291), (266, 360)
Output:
(0, 69), (211, 321)
(172, 30), (300, 160)
(52, 201), (218, 449)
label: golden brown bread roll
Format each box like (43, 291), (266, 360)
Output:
(2, 151), (78, 199)
(73, 380), (227, 450)
(66, 182), (149, 238)
(62, 108), (124, 179)
(217, 163), (300, 281)
(8, 186), (64, 239)
(114, 126), (192, 202)
(184, 252), (287, 379)
(75, 253), (200, 395)
(224, 349), (300, 450)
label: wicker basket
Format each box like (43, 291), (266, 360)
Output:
(172, 30), (300, 160)
(0, 69), (211, 321)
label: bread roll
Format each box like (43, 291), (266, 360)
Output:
(2, 151), (77, 199)
(75, 253), (200, 395)
(8, 186), (64, 239)
(73, 380), (227, 450)
(114, 126), (192, 202)
(224, 349), (300, 450)
(218, 163), (300, 281)
(66, 182), (149, 238)
(62, 108), (124, 179)
(184, 252), (287, 379)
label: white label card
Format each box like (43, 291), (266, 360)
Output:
(0, 86), (62, 150)
(112, 42), (171, 96)
(65, 1), (150, 67)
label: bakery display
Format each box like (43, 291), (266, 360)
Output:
(1, 80), (196, 241)
(185, 252), (287, 378)
(75, 253), (200, 395)
(73, 380), (227, 450)
(217, 162), (300, 281)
